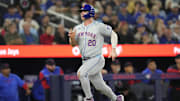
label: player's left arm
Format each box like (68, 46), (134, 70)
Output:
(99, 23), (118, 61)
(109, 30), (118, 61)
(16, 75), (31, 95)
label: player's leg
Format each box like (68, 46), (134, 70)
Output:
(88, 56), (124, 101)
(77, 55), (103, 100)
(89, 72), (117, 101)
(77, 65), (93, 99)
(86, 56), (117, 100)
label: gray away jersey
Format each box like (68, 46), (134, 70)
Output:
(74, 21), (112, 59)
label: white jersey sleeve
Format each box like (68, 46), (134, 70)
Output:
(99, 23), (112, 37)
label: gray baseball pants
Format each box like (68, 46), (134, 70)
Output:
(77, 55), (117, 101)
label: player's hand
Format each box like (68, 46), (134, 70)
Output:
(108, 48), (117, 61)
(68, 29), (76, 39)
(26, 89), (31, 95)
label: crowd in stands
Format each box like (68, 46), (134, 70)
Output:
(0, 0), (180, 45)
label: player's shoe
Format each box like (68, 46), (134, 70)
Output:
(84, 98), (94, 101)
(116, 95), (124, 101)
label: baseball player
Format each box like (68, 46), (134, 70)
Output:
(0, 63), (31, 101)
(69, 4), (124, 101)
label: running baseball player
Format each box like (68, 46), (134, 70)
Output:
(68, 4), (124, 101)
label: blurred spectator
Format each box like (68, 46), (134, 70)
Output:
(19, 15), (39, 38)
(152, 18), (165, 32)
(32, 0), (46, 20)
(44, 0), (57, 10)
(19, 10), (40, 31)
(101, 5), (113, 25)
(165, 0), (173, 12)
(117, 22), (134, 44)
(65, 3), (80, 28)
(142, 59), (163, 101)
(167, 54), (180, 101)
(136, 15), (148, 25)
(54, 25), (68, 44)
(39, 58), (64, 101)
(0, 34), (6, 45)
(142, 59), (163, 84)
(158, 27), (179, 44)
(110, 60), (121, 74)
(4, 22), (23, 45)
(48, 0), (68, 13)
(121, 62), (138, 101)
(1, 19), (12, 36)
(39, 15), (51, 35)
(20, 22), (39, 45)
(147, 0), (159, 10)
(154, 0), (167, 19)
(124, 62), (141, 85)
(110, 14), (119, 31)
(124, 62), (134, 74)
(146, 5), (164, 26)
(66, 3), (80, 21)
(175, 15), (180, 26)
(127, 0), (136, 14)
(40, 25), (54, 45)
(138, 32), (155, 44)
(134, 2), (148, 21)
(134, 24), (147, 43)
(171, 24), (180, 40)
(172, 0), (180, 4)
(166, 3), (180, 25)
(118, 3), (136, 25)
(109, 59), (122, 94)
(3, 5), (22, 23)
(170, 15), (180, 40)
(0, 63), (31, 101)
(153, 19), (167, 43)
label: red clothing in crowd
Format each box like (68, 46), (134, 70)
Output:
(1, 29), (6, 36)
(40, 34), (54, 44)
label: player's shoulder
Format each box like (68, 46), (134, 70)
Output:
(10, 73), (20, 78)
(94, 21), (104, 26)
(40, 67), (47, 73)
(74, 23), (83, 30)
(55, 66), (60, 70)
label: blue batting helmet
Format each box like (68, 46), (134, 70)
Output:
(79, 4), (95, 19)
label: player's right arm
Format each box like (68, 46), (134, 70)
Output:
(68, 29), (78, 47)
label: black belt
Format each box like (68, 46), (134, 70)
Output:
(82, 55), (101, 61)
(82, 57), (91, 61)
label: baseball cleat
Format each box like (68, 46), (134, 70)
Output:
(116, 95), (124, 101)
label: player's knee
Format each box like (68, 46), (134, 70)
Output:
(94, 83), (106, 91)
(77, 72), (87, 79)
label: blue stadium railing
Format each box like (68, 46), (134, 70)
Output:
(50, 73), (180, 101)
